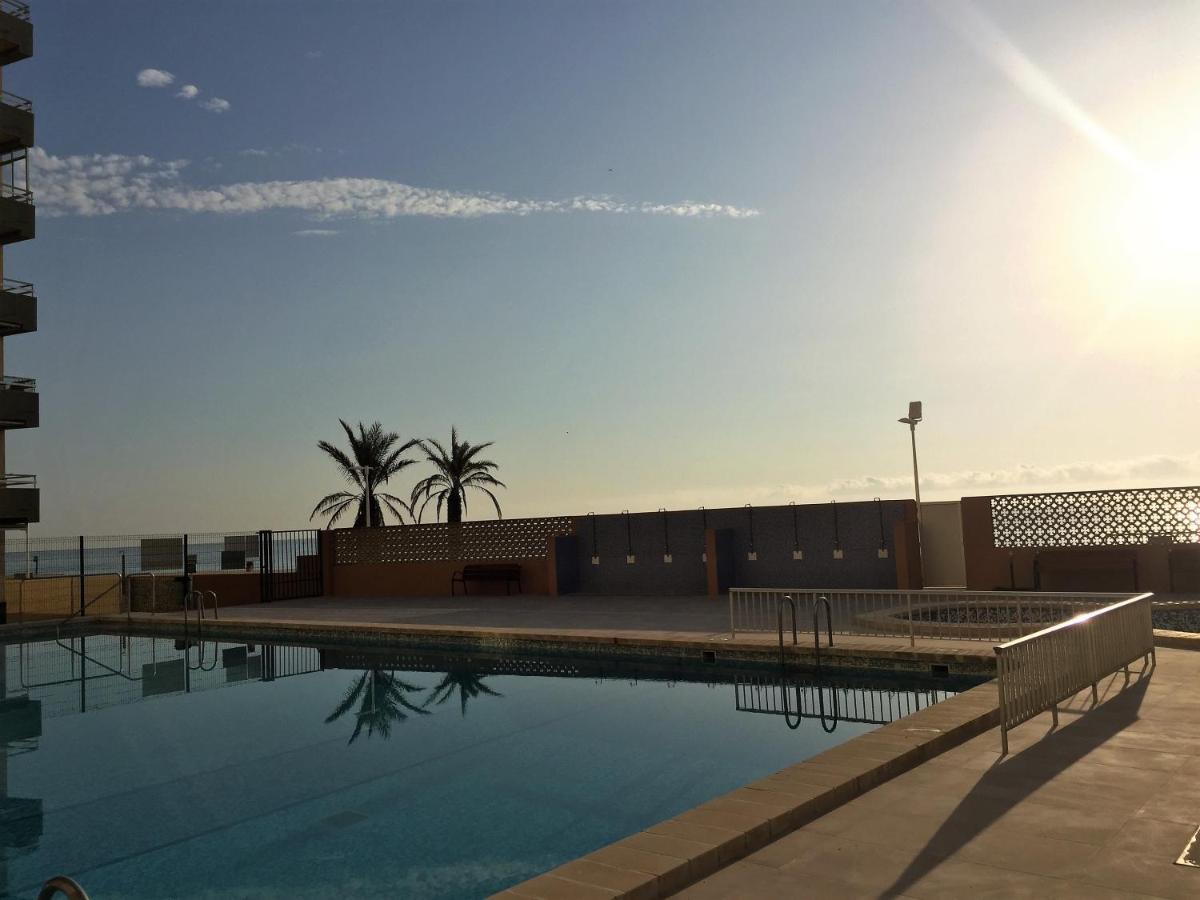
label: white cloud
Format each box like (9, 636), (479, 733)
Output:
(306, 50), (324, 60)
(826, 453), (1200, 497)
(575, 452), (1200, 514)
(176, 84), (200, 100)
(239, 148), (270, 157)
(31, 149), (761, 222)
(200, 97), (231, 113)
(136, 68), (175, 88)
(294, 229), (340, 237)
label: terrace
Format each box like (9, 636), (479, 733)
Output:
(4, 487), (1199, 897)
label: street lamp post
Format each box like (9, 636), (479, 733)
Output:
(898, 401), (924, 585)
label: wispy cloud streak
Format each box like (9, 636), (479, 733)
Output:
(31, 149), (760, 222)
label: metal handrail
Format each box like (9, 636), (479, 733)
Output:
(2, 276), (34, 295)
(777, 594), (798, 665)
(0, 374), (35, 391)
(37, 876), (90, 900)
(0, 1), (31, 22)
(1, 472), (35, 487)
(0, 181), (31, 203)
(0, 90), (31, 112)
(52, 573), (124, 634)
(994, 592), (1156, 754)
(812, 594), (834, 659)
(204, 590), (219, 619)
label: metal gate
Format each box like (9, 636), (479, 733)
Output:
(258, 529), (323, 602)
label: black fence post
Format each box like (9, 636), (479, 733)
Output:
(78, 535), (85, 616)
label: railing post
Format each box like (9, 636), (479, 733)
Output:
(78, 535), (85, 617)
(996, 647), (1009, 755)
(906, 591), (915, 647)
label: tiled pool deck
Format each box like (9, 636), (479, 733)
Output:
(22, 595), (1199, 898)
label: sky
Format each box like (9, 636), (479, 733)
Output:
(6, 0), (1200, 534)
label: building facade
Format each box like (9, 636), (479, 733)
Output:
(0, 0), (37, 618)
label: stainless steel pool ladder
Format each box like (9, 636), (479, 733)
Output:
(811, 595), (834, 670)
(778, 674), (841, 733)
(37, 875), (90, 899)
(183, 591), (219, 671)
(778, 595), (798, 667)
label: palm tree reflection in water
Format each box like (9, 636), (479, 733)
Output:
(325, 670), (430, 744)
(425, 660), (504, 717)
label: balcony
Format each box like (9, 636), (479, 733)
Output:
(0, 473), (37, 526)
(0, 91), (32, 153)
(0, 375), (36, 428)
(0, 174), (33, 245)
(0, 277), (34, 335)
(0, 1), (30, 67)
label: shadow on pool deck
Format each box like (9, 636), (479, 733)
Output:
(882, 667), (1153, 897)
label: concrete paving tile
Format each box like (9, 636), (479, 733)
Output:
(944, 827), (1103, 879)
(674, 860), (805, 899)
(1070, 847), (1200, 900)
(645, 818), (747, 856)
(1103, 816), (1199, 857)
(899, 857), (1131, 900)
(544, 860), (655, 900)
(506, 873), (619, 899)
(738, 829), (840, 870)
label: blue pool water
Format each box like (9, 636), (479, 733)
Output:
(0, 634), (976, 898)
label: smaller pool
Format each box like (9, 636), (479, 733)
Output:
(0, 634), (981, 898)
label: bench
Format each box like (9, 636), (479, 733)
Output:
(451, 563), (522, 596)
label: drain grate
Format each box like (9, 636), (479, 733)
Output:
(1176, 825), (1200, 867)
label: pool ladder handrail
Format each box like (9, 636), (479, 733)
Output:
(37, 875), (90, 900)
(778, 674), (841, 733)
(183, 591), (219, 671)
(777, 595), (798, 667)
(812, 594), (834, 663)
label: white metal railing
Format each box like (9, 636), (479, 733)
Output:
(995, 592), (1155, 754)
(728, 588), (1125, 646)
(0, 472), (35, 487)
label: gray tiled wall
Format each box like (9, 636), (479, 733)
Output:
(564, 500), (908, 595)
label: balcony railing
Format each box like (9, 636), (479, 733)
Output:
(0, 1), (29, 22)
(1, 472), (35, 488)
(2, 276), (32, 295)
(0, 375), (34, 391)
(0, 90), (30, 113)
(0, 181), (30, 203)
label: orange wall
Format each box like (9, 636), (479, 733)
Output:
(193, 572), (261, 606)
(961, 495), (1175, 593)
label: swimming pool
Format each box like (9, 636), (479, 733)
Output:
(0, 633), (979, 898)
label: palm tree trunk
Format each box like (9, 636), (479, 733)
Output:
(447, 489), (463, 524)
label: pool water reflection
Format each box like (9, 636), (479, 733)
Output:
(0, 634), (979, 899)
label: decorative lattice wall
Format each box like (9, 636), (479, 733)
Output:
(991, 486), (1200, 549)
(332, 517), (574, 564)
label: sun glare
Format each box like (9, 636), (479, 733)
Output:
(1115, 161), (1200, 289)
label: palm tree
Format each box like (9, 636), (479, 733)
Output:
(325, 670), (430, 744)
(410, 427), (505, 523)
(424, 659), (504, 717)
(310, 420), (418, 528)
